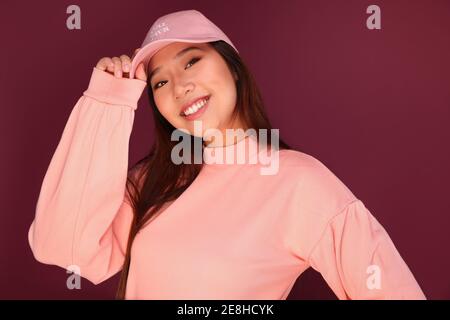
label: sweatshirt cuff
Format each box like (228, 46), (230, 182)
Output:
(83, 67), (147, 110)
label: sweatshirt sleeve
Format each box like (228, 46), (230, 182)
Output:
(27, 67), (147, 285)
(307, 199), (427, 300)
(284, 156), (426, 300)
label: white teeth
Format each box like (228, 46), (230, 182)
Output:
(183, 98), (208, 116)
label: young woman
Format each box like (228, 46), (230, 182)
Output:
(28, 9), (426, 300)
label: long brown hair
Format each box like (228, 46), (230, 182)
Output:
(115, 40), (292, 299)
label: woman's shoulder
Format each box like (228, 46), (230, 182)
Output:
(277, 148), (336, 177)
(277, 148), (358, 205)
(278, 148), (323, 168)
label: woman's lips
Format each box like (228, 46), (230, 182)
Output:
(179, 95), (211, 116)
(181, 96), (211, 121)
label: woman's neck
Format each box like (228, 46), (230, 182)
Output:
(202, 116), (247, 148)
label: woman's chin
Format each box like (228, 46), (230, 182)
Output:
(183, 120), (218, 137)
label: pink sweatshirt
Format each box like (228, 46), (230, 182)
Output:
(28, 67), (426, 300)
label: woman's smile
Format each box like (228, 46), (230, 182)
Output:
(181, 96), (211, 121)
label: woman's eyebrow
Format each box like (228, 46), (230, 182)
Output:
(149, 46), (204, 82)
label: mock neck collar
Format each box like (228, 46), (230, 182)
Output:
(202, 132), (261, 166)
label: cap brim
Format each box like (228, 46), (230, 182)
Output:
(129, 37), (220, 80)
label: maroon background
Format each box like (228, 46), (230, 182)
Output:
(1, 0), (449, 299)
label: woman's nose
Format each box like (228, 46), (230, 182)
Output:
(175, 81), (194, 99)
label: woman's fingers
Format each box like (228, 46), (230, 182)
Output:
(131, 48), (147, 81)
(120, 55), (131, 75)
(95, 50), (146, 80)
(112, 56), (124, 78)
(135, 62), (147, 82)
(106, 59), (115, 74)
(95, 57), (114, 72)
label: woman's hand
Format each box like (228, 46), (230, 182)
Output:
(95, 48), (147, 81)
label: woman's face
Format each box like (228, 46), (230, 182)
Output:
(148, 42), (242, 140)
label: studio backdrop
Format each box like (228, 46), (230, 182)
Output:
(1, 0), (449, 299)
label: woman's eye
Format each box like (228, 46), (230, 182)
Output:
(185, 57), (200, 69)
(153, 80), (166, 90)
(153, 57), (201, 90)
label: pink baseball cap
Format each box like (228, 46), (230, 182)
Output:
(129, 9), (239, 79)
